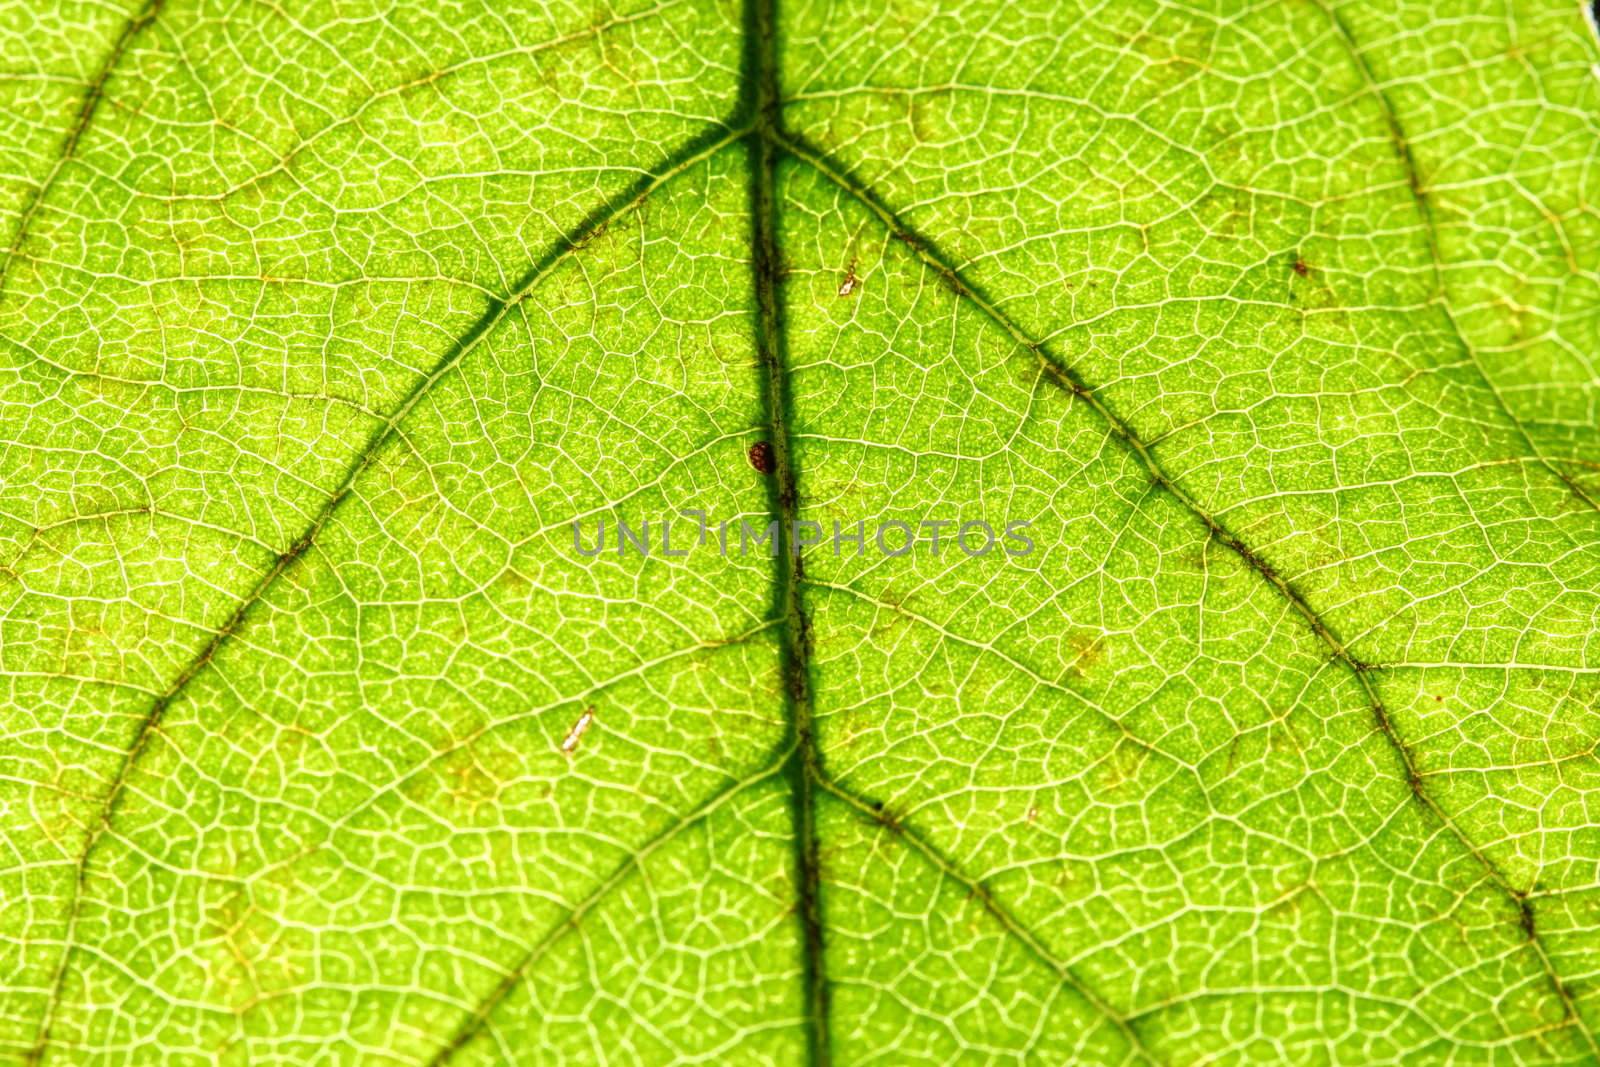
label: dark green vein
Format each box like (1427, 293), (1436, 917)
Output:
(1316, 7), (1600, 1046)
(1317, 2), (1600, 517)
(744, 0), (831, 1062)
(0, 0), (163, 305)
(770, 127), (1599, 1058)
(816, 772), (1159, 1066)
(21, 123), (746, 1067)
(424, 750), (793, 1066)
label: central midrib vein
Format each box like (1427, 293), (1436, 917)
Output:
(742, 0), (832, 1062)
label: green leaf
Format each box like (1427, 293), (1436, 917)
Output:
(2, 0), (1599, 1063)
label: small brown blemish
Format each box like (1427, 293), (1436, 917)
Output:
(1065, 630), (1107, 676)
(445, 757), (500, 808)
(837, 258), (860, 297)
(1292, 258), (1310, 277)
(747, 441), (776, 474)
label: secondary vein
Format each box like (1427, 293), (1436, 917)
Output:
(817, 772), (1161, 1066)
(21, 123), (746, 1066)
(771, 126), (1598, 1059)
(0, 0), (163, 306)
(1317, 0), (1600, 518)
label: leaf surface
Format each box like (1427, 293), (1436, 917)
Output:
(1, 0), (1599, 1063)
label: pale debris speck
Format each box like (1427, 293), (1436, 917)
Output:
(561, 706), (596, 755)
